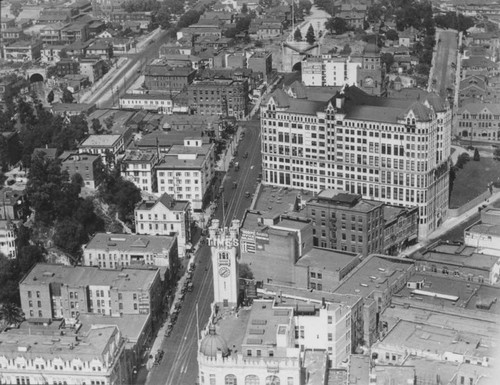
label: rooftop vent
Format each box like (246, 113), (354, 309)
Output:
(43, 272), (55, 277)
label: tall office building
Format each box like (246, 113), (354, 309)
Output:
(260, 86), (451, 238)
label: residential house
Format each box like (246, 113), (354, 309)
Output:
(135, 194), (192, 257)
(60, 22), (88, 44)
(0, 188), (25, 221)
(86, 39), (113, 59)
(79, 58), (107, 83)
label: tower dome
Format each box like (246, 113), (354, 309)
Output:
(200, 325), (230, 358)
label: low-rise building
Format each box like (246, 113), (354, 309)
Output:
(79, 58), (107, 83)
(3, 40), (42, 62)
(61, 22), (88, 44)
(83, 233), (178, 272)
(78, 134), (124, 166)
(0, 188), (26, 221)
(0, 324), (130, 385)
(457, 102), (500, 141)
(414, 242), (500, 285)
(19, 263), (163, 321)
(247, 51), (273, 82)
(121, 149), (159, 193)
(0, 220), (16, 259)
(55, 58), (80, 77)
(40, 22), (68, 45)
(465, 202), (500, 251)
(60, 151), (102, 189)
(119, 93), (173, 114)
(382, 204), (418, 256)
(155, 138), (216, 211)
(135, 194), (192, 258)
(86, 39), (113, 60)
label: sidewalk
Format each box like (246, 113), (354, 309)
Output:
(402, 189), (500, 257)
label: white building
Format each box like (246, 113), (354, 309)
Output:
(82, 233), (178, 270)
(122, 149), (159, 193)
(156, 137), (215, 211)
(260, 86), (452, 239)
(465, 204), (500, 252)
(0, 325), (129, 385)
(78, 134), (124, 166)
(119, 93), (173, 114)
(0, 220), (16, 259)
(302, 55), (362, 87)
(135, 194), (191, 258)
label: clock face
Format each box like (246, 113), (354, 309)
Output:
(219, 266), (230, 278)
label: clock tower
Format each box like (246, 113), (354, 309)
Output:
(208, 219), (240, 309)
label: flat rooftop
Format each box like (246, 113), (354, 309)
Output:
(379, 319), (493, 358)
(418, 243), (500, 269)
(85, 233), (176, 254)
(296, 247), (360, 272)
(334, 255), (414, 298)
(136, 193), (189, 212)
(79, 134), (121, 147)
(311, 191), (383, 213)
(253, 185), (303, 219)
(0, 324), (117, 361)
(122, 149), (156, 163)
(400, 357), (459, 385)
(78, 313), (150, 343)
(22, 263), (159, 292)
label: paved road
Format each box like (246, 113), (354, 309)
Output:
(145, 116), (262, 385)
(87, 29), (169, 108)
(429, 29), (458, 99)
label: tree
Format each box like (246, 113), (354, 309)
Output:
(306, 24), (316, 45)
(340, 44), (352, 55)
(53, 218), (87, 256)
(17, 245), (45, 274)
(239, 263), (254, 280)
(62, 88), (74, 103)
(294, 28), (302, 42)
(494, 148), (500, 161)
(104, 114), (115, 131)
(10, 2), (23, 17)
(92, 118), (104, 134)
(381, 53), (394, 72)
(241, 3), (248, 13)
(474, 148), (480, 161)
(47, 90), (54, 104)
(177, 9), (202, 29)
(0, 303), (24, 326)
(385, 29), (399, 41)
(325, 17), (348, 35)
(156, 4), (171, 29)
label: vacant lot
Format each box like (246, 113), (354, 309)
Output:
(450, 158), (500, 208)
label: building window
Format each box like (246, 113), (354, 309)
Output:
(225, 375), (237, 385)
(265, 376), (280, 385)
(245, 375), (259, 385)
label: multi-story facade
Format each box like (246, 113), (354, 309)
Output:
(61, 22), (89, 44)
(0, 325), (129, 385)
(78, 134), (124, 166)
(305, 190), (384, 256)
(465, 203), (500, 251)
(187, 78), (249, 119)
(60, 151), (102, 189)
(247, 51), (272, 82)
(82, 233), (178, 270)
(357, 44), (382, 96)
(260, 86), (451, 238)
(3, 40), (42, 62)
(383, 204), (419, 256)
(302, 55), (362, 87)
(155, 138), (215, 211)
(55, 58), (80, 77)
(457, 102), (500, 141)
(135, 194), (191, 258)
(119, 93), (173, 114)
(79, 58), (107, 83)
(121, 149), (159, 193)
(144, 60), (196, 93)
(0, 220), (16, 259)
(19, 264), (162, 321)
(40, 22), (68, 45)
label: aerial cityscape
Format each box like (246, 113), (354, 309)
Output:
(1, 0), (500, 383)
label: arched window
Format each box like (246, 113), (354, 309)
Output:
(225, 374), (237, 385)
(266, 376), (280, 385)
(245, 375), (260, 385)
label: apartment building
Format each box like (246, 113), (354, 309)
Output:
(78, 134), (124, 166)
(155, 138), (215, 211)
(121, 149), (159, 193)
(19, 264), (162, 321)
(135, 194), (191, 258)
(40, 22), (68, 45)
(260, 86), (451, 238)
(0, 324), (129, 385)
(302, 55), (361, 87)
(187, 78), (249, 119)
(305, 190), (385, 256)
(247, 51), (273, 82)
(144, 60), (196, 93)
(83, 233), (178, 271)
(3, 40), (42, 62)
(383, 204), (418, 256)
(0, 220), (16, 259)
